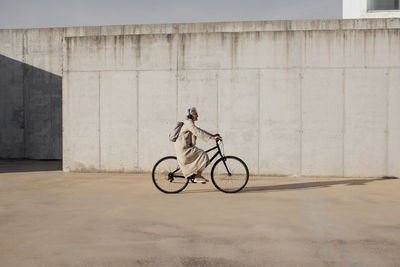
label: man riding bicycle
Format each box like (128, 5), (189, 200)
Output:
(174, 107), (221, 184)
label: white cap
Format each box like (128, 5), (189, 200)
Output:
(187, 107), (197, 115)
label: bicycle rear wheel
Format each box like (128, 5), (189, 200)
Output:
(211, 156), (249, 193)
(152, 156), (189, 194)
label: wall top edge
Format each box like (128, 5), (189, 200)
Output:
(62, 27), (400, 42)
(1, 18), (400, 35)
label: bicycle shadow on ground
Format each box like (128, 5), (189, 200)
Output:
(242, 177), (392, 193)
(183, 177), (398, 194)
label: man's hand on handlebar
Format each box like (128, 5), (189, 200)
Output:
(210, 134), (221, 141)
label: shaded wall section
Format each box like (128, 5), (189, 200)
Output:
(0, 55), (62, 159)
(63, 28), (400, 177)
(0, 55), (24, 158)
(0, 28), (63, 159)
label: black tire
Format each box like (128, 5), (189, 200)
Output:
(211, 156), (249, 193)
(152, 156), (189, 194)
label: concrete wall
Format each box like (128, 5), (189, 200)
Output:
(10, 19), (395, 160)
(63, 25), (400, 177)
(0, 19), (400, 168)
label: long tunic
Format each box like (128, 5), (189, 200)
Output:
(174, 119), (212, 178)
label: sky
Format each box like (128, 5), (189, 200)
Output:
(0, 0), (342, 29)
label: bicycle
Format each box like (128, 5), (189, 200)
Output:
(152, 136), (249, 194)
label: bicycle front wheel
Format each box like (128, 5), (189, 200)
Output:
(211, 156), (249, 193)
(152, 156), (189, 194)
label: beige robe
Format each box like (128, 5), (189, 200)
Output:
(174, 119), (212, 178)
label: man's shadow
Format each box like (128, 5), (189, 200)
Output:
(184, 176), (398, 194)
(242, 177), (395, 193)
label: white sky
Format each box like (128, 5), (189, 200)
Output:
(0, 0), (342, 29)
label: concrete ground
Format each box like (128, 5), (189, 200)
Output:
(0, 161), (399, 267)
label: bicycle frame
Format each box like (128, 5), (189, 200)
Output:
(170, 140), (231, 179)
(205, 140), (224, 163)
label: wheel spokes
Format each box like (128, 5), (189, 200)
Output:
(153, 157), (188, 193)
(212, 157), (248, 193)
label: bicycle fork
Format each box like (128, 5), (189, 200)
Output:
(216, 141), (232, 176)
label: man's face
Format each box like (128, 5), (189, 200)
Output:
(192, 111), (198, 121)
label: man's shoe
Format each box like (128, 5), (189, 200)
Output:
(193, 176), (209, 184)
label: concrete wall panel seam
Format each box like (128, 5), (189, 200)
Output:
(342, 69), (346, 177)
(385, 70), (390, 175)
(216, 71), (219, 135)
(175, 34), (179, 123)
(21, 29), (26, 158)
(175, 34), (179, 122)
(299, 70), (303, 176)
(257, 69), (260, 175)
(175, 72), (179, 122)
(22, 29), (29, 158)
(50, 66), (55, 158)
(136, 71), (140, 170)
(98, 72), (101, 170)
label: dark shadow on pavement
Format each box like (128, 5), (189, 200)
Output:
(183, 177), (396, 194)
(242, 178), (387, 193)
(0, 159), (62, 173)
